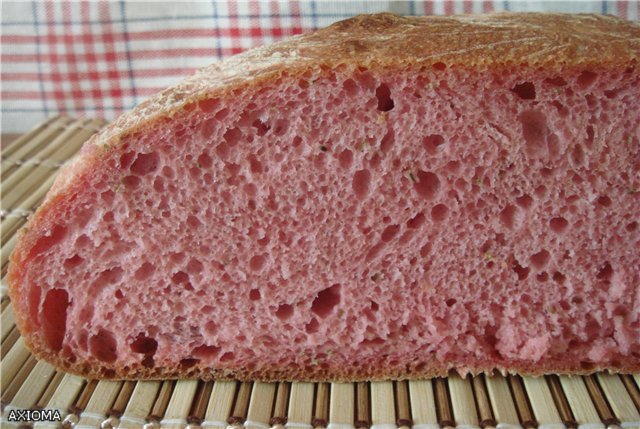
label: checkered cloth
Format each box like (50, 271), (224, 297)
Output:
(2, 0), (638, 134)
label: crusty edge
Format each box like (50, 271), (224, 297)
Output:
(7, 12), (640, 381)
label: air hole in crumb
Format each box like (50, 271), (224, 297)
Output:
(365, 243), (384, 262)
(273, 119), (289, 136)
(172, 271), (192, 290)
(224, 126), (243, 144)
(597, 196), (612, 207)
(31, 224), (68, 258)
(343, 78), (358, 96)
(193, 345), (221, 359)
(577, 71), (598, 88)
(130, 152), (160, 176)
(511, 82), (536, 100)
(545, 77), (567, 86)
(119, 151), (136, 169)
(586, 125), (595, 147)
(180, 358), (200, 368)
(89, 329), (118, 363)
(553, 272), (566, 284)
(445, 161), (460, 174)
(352, 169), (371, 199)
(187, 258), (203, 273)
(535, 185), (547, 198)
(413, 171), (440, 200)
(204, 321), (218, 335)
(597, 263), (613, 281)
(249, 254), (266, 271)
(431, 204), (448, 222)
(422, 134), (445, 154)
(162, 166), (175, 179)
(338, 149), (353, 169)
(252, 119), (271, 136)
(197, 153), (212, 169)
(42, 288), (69, 352)
(550, 217), (568, 234)
(311, 284), (341, 318)
(381, 224), (400, 242)
(433, 62), (446, 70)
(570, 144), (585, 168)
(445, 298), (456, 307)
(516, 194), (533, 209)
(134, 262), (155, 281)
(305, 318), (320, 334)
(519, 110), (548, 158)
(375, 83), (394, 111)
(276, 304), (294, 320)
(130, 334), (158, 355)
(64, 254), (84, 270)
(248, 155), (263, 174)
(513, 263), (530, 280)
(380, 128), (395, 153)
(198, 98), (220, 112)
(626, 221), (638, 232)
(407, 212), (425, 229)
(499, 205), (521, 230)
(122, 175), (140, 189)
(220, 352), (234, 362)
(420, 243), (432, 258)
(530, 250), (550, 269)
(187, 215), (202, 229)
(536, 272), (548, 282)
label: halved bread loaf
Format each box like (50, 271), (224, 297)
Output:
(8, 13), (640, 380)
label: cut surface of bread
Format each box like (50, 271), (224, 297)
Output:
(8, 13), (640, 381)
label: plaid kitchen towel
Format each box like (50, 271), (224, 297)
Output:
(1, 0), (638, 134)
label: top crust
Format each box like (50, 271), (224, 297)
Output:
(7, 13), (640, 370)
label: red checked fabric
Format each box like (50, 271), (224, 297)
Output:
(1, 0), (638, 133)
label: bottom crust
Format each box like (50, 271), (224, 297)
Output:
(21, 333), (640, 381)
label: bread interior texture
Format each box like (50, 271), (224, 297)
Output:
(22, 64), (640, 379)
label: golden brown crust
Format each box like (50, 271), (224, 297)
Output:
(8, 13), (640, 381)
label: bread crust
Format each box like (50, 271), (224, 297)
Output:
(8, 13), (640, 381)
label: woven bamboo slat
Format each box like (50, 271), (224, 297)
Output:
(1, 304), (16, 342)
(394, 381), (411, 429)
(485, 374), (521, 428)
(74, 381), (123, 428)
(244, 382), (277, 429)
(408, 379), (438, 429)
(559, 375), (604, 428)
(522, 376), (564, 429)
(202, 381), (236, 429)
(328, 383), (353, 429)
(1, 118), (639, 429)
(271, 382), (290, 427)
(1, 116), (62, 157)
(188, 381), (214, 427)
(447, 374), (479, 428)
(370, 381), (395, 428)
(33, 374), (85, 428)
(2, 336), (30, 390)
(1, 116), (73, 178)
(597, 373), (640, 427)
(287, 382), (315, 429)
(471, 375), (495, 427)
(160, 380), (199, 429)
(118, 381), (162, 428)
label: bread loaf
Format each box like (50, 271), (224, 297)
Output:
(8, 13), (640, 380)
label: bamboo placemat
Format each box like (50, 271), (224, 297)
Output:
(1, 117), (640, 429)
